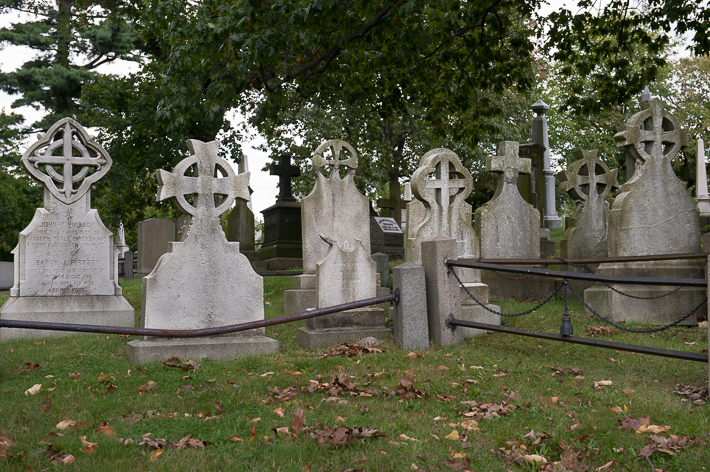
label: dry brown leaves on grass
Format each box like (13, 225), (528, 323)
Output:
(638, 434), (707, 458)
(674, 384), (708, 405)
(586, 326), (615, 337)
(307, 426), (387, 447)
(0, 434), (15, 460)
(138, 435), (209, 450)
(324, 342), (383, 357)
(163, 356), (200, 372)
(394, 371), (426, 400)
(268, 385), (299, 402)
(549, 365), (584, 377)
(494, 440), (590, 471)
(17, 361), (40, 372)
(459, 400), (516, 420)
(617, 416), (674, 434)
(305, 371), (379, 398)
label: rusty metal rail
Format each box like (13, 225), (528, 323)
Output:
(446, 260), (707, 287)
(463, 253), (707, 266)
(446, 318), (708, 363)
(0, 291), (398, 337)
(257, 271), (303, 276)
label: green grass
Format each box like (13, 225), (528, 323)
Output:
(0, 276), (707, 471)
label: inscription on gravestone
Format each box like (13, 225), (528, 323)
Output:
(375, 217), (401, 233)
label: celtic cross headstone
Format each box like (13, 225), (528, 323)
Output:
(0, 118), (134, 340)
(474, 141), (540, 259)
(559, 149), (619, 258)
(128, 139), (278, 363)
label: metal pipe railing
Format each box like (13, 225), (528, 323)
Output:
(0, 291), (398, 337)
(446, 260), (707, 287)
(461, 253), (707, 266)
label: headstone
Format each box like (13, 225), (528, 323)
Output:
(531, 99), (563, 229)
(559, 150), (619, 293)
(0, 118), (134, 340)
(475, 141), (553, 301)
(115, 222), (129, 257)
(127, 139), (278, 363)
(0, 261), (13, 288)
(371, 252), (389, 287)
(696, 138), (710, 214)
(136, 218), (176, 278)
(176, 215), (191, 241)
(259, 154), (303, 270)
(377, 180), (406, 227)
(370, 216), (404, 259)
(405, 148), (500, 336)
(517, 142), (545, 225)
(121, 250), (134, 281)
(227, 160), (260, 264)
(294, 140), (390, 347)
(585, 90), (704, 325)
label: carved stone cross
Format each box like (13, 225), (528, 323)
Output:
(22, 118), (111, 204)
(560, 149), (619, 203)
(313, 140), (359, 176)
(270, 154), (300, 201)
(157, 140), (249, 223)
(486, 141), (531, 183)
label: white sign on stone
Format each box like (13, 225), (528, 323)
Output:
(127, 139), (278, 363)
(0, 118), (133, 340)
(374, 217), (402, 234)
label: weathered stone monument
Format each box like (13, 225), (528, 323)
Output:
(585, 92), (705, 324)
(115, 222), (130, 257)
(0, 118), (134, 339)
(531, 99), (563, 229)
(370, 216), (404, 259)
(696, 138), (710, 214)
(404, 148), (500, 338)
(127, 140), (278, 362)
(259, 154), (303, 270)
(227, 157), (259, 263)
(559, 149), (619, 259)
(285, 140), (390, 347)
(377, 180), (407, 228)
(476, 141), (554, 300)
(136, 218), (176, 278)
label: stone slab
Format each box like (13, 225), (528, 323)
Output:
(460, 303), (501, 338)
(481, 271), (558, 302)
(392, 262), (429, 350)
(421, 237), (463, 346)
(227, 199), (256, 251)
(296, 325), (393, 349)
(372, 253), (390, 287)
(0, 295), (135, 340)
(260, 200), (303, 260)
(259, 257), (303, 271)
(293, 274), (316, 290)
(283, 289), (316, 315)
(0, 261), (13, 287)
(127, 335), (279, 364)
(305, 307), (386, 330)
(137, 218), (176, 278)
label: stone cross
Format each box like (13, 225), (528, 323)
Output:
(376, 180), (406, 226)
(486, 141), (531, 182)
(157, 140), (249, 225)
(22, 118), (110, 205)
(696, 138), (710, 214)
(559, 149), (619, 203)
(270, 154), (300, 201)
(313, 140), (358, 175)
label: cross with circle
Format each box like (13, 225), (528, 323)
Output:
(560, 149), (619, 203)
(312, 139), (359, 176)
(157, 140), (249, 221)
(22, 118), (110, 204)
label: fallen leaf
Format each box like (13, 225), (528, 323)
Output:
(622, 388), (636, 396)
(25, 384), (42, 396)
(444, 457), (471, 470)
(248, 417), (261, 424)
(551, 397), (558, 405)
(444, 431), (459, 441)
(138, 380), (157, 394)
(460, 419), (478, 431)
(149, 448), (163, 462)
(228, 436), (243, 442)
(274, 407), (285, 418)
(214, 400), (224, 414)
(39, 396), (53, 412)
(96, 422), (115, 435)
(610, 407), (623, 414)
(334, 416), (346, 424)
(435, 365), (449, 371)
(17, 362), (40, 372)
(53, 454), (75, 465)
(56, 420), (76, 430)
(619, 416), (651, 431)
(596, 460), (616, 471)
(522, 454), (547, 464)
(637, 424), (671, 434)
(260, 372), (274, 377)
(293, 408), (305, 436)
(68, 373), (81, 379)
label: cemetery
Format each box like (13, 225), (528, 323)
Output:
(0, 1), (709, 468)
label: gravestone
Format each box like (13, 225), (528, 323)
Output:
(371, 252), (389, 287)
(475, 142), (554, 300)
(136, 218), (176, 278)
(259, 154), (303, 270)
(696, 138), (710, 214)
(405, 148), (500, 338)
(370, 216), (404, 259)
(377, 180), (406, 228)
(121, 250), (134, 281)
(292, 140), (390, 347)
(585, 90), (704, 324)
(559, 150), (619, 292)
(0, 261), (14, 288)
(226, 158), (259, 263)
(0, 118), (134, 340)
(127, 139), (278, 363)
(517, 142), (545, 225)
(401, 182), (412, 233)
(115, 222), (129, 257)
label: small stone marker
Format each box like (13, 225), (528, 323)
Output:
(559, 149), (619, 259)
(370, 217), (404, 259)
(697, 138), (710, 214)
(585, 90), (704, 325)
(136, 218), (176, 277)
(0, 118), (133, 340)
(127, 139), (278, 363)
(227, 155), (258, 262)
(371, 252), (390, 287)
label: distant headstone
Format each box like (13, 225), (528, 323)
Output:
(260, 154), (302, 269)
(696, 138), (710, 214)
(585, 91), (704, 325)
(370, 217), (404, 259)
(559, 149), (619, 259)
(0, 118), (134, 340)
(475, 141), (539, 259)
(115, 222), (129, 257)
(401, 182), (412, 232)
(294, 140), (390, 348)
(0, 261), (13, 288)
(377, 180), (406, 227)
(121, 250), (134, 281)
(371, 252), (390, 287)
(127, 139), (278, 363)
(136, 218), (176, 278)
(175, 215), (191, 241)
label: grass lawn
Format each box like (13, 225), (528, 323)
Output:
(0, 274), (707, 471)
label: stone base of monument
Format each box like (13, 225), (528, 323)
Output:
(296, 307), (392, 349)
(0, 295), (134, 340)
(285, 274), (390, 315)
(127, 333), (279, 364)
(259, 257), (303, 271)
(583, 260), (706, 325)
(459, 283), (501, 338)
(481, 271), (558, 302)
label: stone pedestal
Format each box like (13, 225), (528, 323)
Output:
(584, 260), (705, 325)
(459, 282), (501, 338)
(392, 262), (429, 350)
(260, 200), (303, 262)
(0, 118), (134, 340)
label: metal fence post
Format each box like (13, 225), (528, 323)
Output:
(421, 237), (463, 346)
